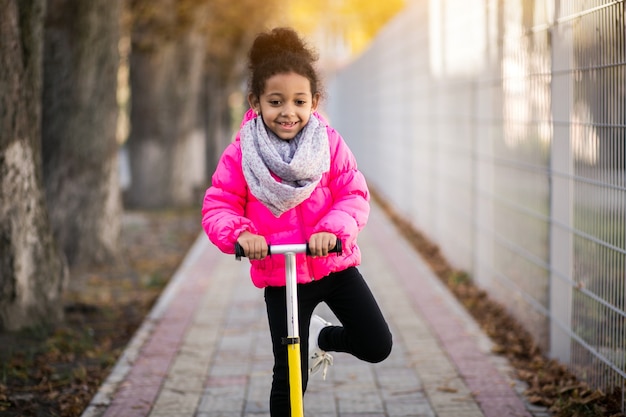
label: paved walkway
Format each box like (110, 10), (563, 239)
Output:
(81, 202), (551, 417)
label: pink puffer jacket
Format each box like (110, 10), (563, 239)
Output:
(201, 109), (370, 288)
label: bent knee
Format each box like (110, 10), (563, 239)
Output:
(361, 333), (393, 363)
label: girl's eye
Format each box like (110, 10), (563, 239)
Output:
(269, 100), (281, 106)
(296, 100), (306, 105)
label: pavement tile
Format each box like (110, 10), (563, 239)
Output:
(102, 402), (152, 417)
(83, 201), (551, 417)
(107, 383), (160, 402)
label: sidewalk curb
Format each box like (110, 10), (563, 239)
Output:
(80, 233), (209, 417)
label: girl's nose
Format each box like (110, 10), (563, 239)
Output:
(281, 104), (295, 116)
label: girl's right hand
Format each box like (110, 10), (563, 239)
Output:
(236, 231), (268, 260)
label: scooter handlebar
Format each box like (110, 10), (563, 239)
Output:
(235, 240), (342, 261)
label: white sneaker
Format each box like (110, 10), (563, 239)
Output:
(308, 315), (334, 379)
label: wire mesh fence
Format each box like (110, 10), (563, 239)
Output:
(327, 0), (625, 410)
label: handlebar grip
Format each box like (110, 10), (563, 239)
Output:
(235, 242), (246, 261)
(306, 240), (342, 256)
(235, 242), (273, 260)
(331, 239), (342, 255)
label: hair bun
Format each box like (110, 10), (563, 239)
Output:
(249, 27), (317, 69)
(247, 27), (323, 99)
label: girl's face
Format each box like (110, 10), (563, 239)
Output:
(249, 72), (320, 140)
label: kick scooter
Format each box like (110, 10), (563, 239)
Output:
(235, 240), (342, 417)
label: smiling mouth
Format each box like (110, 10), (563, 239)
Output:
(280, 122), (297, 128)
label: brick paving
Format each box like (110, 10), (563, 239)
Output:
(81, 201), (551, 417)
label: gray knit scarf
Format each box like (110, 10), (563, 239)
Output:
(240, 114), (330, 217)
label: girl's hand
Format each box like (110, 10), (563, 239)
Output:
(308, 232), (337, 257)
(237, 231), (268, 260)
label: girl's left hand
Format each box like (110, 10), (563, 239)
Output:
(308, 232), (337, 257)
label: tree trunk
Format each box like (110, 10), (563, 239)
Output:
(201, 0), (279, 179)
(204, 69), (235, 178)
(42, 0), (123, 268)
(0, 0), (67, 331)
(124, 0), (208, 209)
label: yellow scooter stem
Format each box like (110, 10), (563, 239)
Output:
(287, 343), (304, 417)
(235, 240), (341, 416)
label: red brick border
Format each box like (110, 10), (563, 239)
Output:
(101, 242), (218, 417)
(369, 211), (532, 417)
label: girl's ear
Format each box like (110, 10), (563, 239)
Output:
(311, 92), (321, 112)
(248, 93), (260, 115)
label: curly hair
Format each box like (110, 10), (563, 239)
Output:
(248, 27), (322, 99)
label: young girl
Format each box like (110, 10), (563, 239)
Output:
(201, 27), (392, 416)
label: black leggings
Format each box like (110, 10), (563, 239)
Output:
(264, 266), (393, 416)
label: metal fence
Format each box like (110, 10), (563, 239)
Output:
(327, 0), (626, 409)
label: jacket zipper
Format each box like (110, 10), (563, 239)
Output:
(296, 205), (315, 282)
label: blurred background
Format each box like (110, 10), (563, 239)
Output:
(2, 0), (625, 415)
(327, 2), (625, 413)
(1, 0), (405, 330)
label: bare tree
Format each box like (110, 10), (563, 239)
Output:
(202, 0), (280, 176)
(0, 0), (67, 331)
(124, 0), (210, 208)
(42, 0), (123, 268)
(125, 0), (282, 208)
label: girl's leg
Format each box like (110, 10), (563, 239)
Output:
(318, 267), (393, 363)
(264, 268), (392, 415)
(264, 285), (321, 416)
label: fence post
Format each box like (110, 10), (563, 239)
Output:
(549, 4), (573, 363)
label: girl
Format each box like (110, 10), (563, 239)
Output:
(201, 27), (392, 416)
